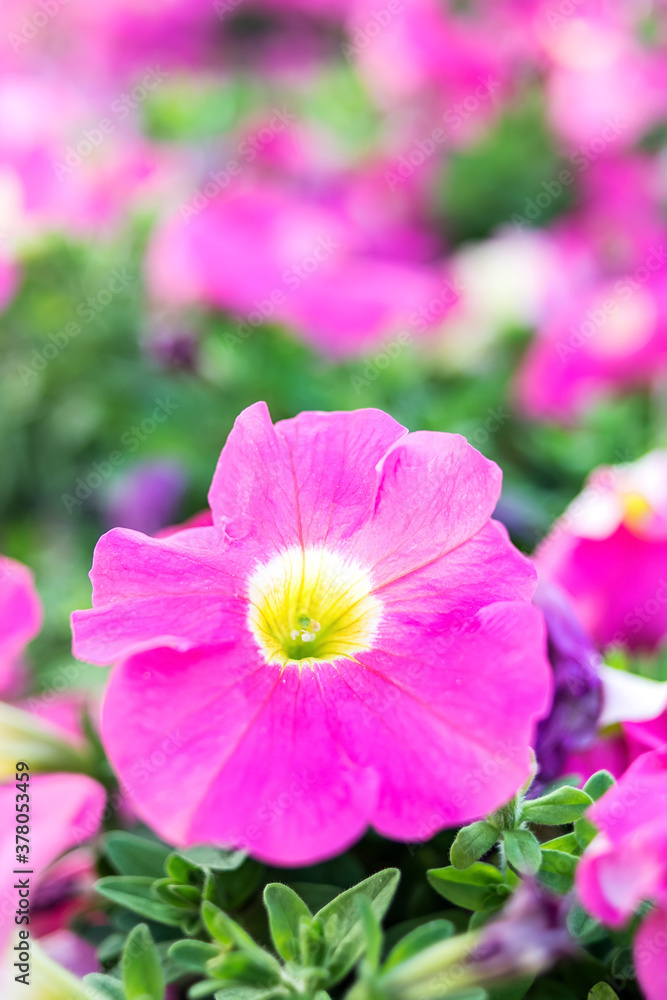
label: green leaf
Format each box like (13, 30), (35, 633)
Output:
(541, 832), (579, 853)
(104, 832), (172, 879)
(566, 903), (601, 941)
(582, 771), (615, 802)
(201, 902), (280, 975)
(488, 978), (534, 1000)
(122, 924), (165, 1000)
(588, 985), (620, 1000)
(521, 787), (592, 826)
(83, 973), (127, 1000)
(383, 919), (455, 972)
(427, 864), (506, 911)
(178, 847), (247, 871)
(440, 990), (488, 1000)
(503, 828), (542, 875)
(574, 816), (598, 851)
(96, 932), (126, 965)
(188, 980), (227, 999)
(166, 853), (201, 884)
(263, 882), (312, 962)
(450, 821), (499, 870)
(356, 895), (382, 971)
(95, 877), (184, 926)
(205, 952), (280, 987)
(152, 878), (199, 910)
(169, 940), (221, 972)
(214, 988), (285, 1000)
(315, 868), (400, 986)
(538, 849), (578, 894)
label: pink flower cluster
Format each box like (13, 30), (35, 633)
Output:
(0, 0), (664, 399)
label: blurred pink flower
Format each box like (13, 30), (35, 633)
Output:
(0, 773), (105, 959)
(516, 155), (667, 421)
(0, 72), (177, 244)
(346, 0), (512, 138)
(537, 451), (667, 651)
(544, 14), (667, 151)
(0, 555), (42, 698)
(576, 746), (667, 1000)
(72, 402), (550, 864)
(147, 175), (446, 356)
(0, 0), (219, 84)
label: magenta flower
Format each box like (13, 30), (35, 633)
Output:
(146, 176), (445, 357)
(537, 450), (667, 651)
(576, 746), (667, 1000)
(72, 403), (550, 865)
(0, 555), (42, 697)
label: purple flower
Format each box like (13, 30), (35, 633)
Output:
(533, 580), (603, 786)
(104, 460), (186, 537)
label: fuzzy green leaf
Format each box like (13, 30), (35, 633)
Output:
(315, 868), (400, 986)
(538, 849), (578, 894)
(169, 940), (221, 972)
(263, 883), (312, 962)
(588, 985), (620, 999)
(427, 864), (507, 911)
(104, 832), (172, 879)
(95, 876), (184, 926)
(503, 828), (542, 875)
(383, 919), (455, 972)
(450, 821), (499, 870)
(582, 771), (615, 802)
(83, 974), (127, 1000)
(122, 924), (165, 1000)
(521, 787), (592, 826)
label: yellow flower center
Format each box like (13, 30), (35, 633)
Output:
(622, 490), (653, 533)
(247, 546), (382, 667)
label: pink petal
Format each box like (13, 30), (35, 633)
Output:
(589, 745), (667, 841)
(335, 600), (551, 838)
(374, 520), (536, 620)
(101, 641), (376, 864)
(208, 402), (407, 549)
(0, 557), (43, 693)
(636, 905), (667, 1000)
(354, 430), (503, 586)
(71, 526), (246, 664)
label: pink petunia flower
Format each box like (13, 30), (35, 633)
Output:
(72, 403), (551, 865)
(0, 555), (42, 698)
(146, 174), (446, 358)
(576, 746), (667, 1000)
(515, 155), (667, 422)
(536, 450), (667, 651)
